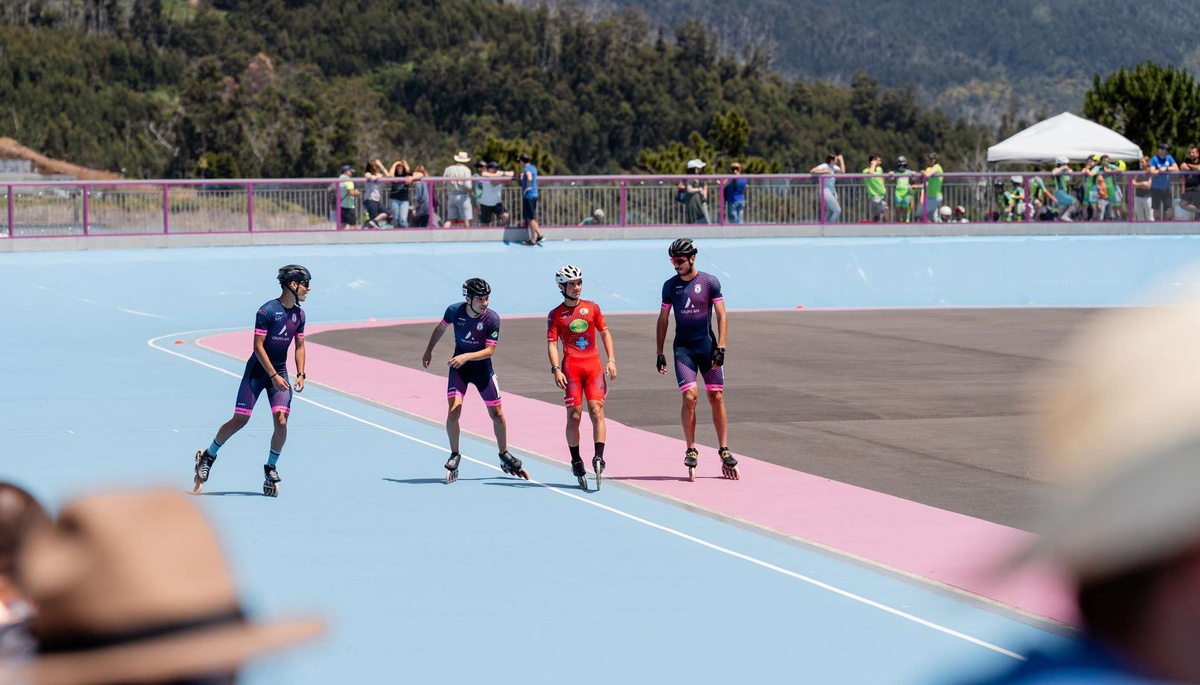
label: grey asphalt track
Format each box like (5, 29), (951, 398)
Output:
(309, 308), (1096, 530)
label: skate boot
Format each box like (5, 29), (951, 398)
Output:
(571, 457), (588, 491)
(592, 456), (606, 491)
(444, 452), (462, 484)
(499, 451), (530, 480)
(719, 447), (740, 480)
(263, 463), (281, 497)
(684, 447), (699, 482)
(193, 449), (216, 495)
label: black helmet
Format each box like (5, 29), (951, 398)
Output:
(463, 278), (491, 298)
(277, 264), (311, 286)
(668, 238), (697, 258)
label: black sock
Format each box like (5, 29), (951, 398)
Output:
(569, 445), (581, 461)
(594, 442), (605, 460)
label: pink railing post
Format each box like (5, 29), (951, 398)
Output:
(619, 180), (627, 227)
(7, 184), (14, 236)
(818, 176), (826, 224)
(718, 178), (726, 225)
(82, 184), (90, 236)
(1127, 173), (1134, 223)
(247, 182), (255, 232)
(162, 184), (169, 234)
(335, 179), (343, 230)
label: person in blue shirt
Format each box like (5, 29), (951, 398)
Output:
(1148, 143), (1178, 221)
(193, 265), (310, 497)
(518, 152), (545, 245)
(723, 162), (748, 224)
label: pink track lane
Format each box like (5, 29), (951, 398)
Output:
(199, 321), (1077, 626)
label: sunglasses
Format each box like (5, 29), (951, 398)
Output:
(670, 257), (690, 266)
(297, 281), (310, 289)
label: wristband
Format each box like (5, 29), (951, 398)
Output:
(551, 366), (560, 373)
(270, 373), (279, 379)
(297, 372), (306, 379)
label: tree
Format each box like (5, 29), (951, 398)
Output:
(1084, 62), (1200, 152)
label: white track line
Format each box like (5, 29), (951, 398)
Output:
(148, 330), (1027, 661)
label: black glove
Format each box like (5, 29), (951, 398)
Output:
(711, 347), (725, 367)
(656, 354), (667, 373)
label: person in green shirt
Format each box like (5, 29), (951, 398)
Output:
(337, 165), (360, 229)
(893, 156), (913, 222)
(863, 154), (888, 222)
(921, 152), (944, 222)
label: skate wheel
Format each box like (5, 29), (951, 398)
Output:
(577, 474), (589, 491)
(192, 479), (203, 495)
(446, 469), (458, 484)
(723, 466), (740, 480)
(688, 466), (696, 482)
(263, 482), (279, 497)
(518, 468), (530, 480)
(595, 473), (602, 491)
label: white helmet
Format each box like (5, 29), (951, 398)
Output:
(939, 206), (952, 217)
(555, 264), (583, 284)
(593, 208), (604, 219)
(1055, 156), (1069, 165)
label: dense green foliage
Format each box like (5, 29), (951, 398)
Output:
(0, 0), (993, 178)
(596, 0), (1200, 123)
(1084, 63), (1200, 154)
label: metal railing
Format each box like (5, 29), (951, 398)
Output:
(4, 172), (1198, 238)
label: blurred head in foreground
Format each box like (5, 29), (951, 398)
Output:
(1021, 299), (1200, 681)
(14, 490), (321, 685)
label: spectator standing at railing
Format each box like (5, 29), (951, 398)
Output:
(862, 154), (887, 222)
(472, 160), (486, 226)
(1029, 165), (1057, 220)
(1099, 155), (1125, 221)
(1081, 156), (1104, 221)
(362, 159), (391, 229)
(679, 159), (712, 224)
(337, 164), (359, 229)
(519, 152), (545, 245)
(409, 164), (439, 228)
(442, 151), (474, 228)
(810, 153), (843, 222)
(478, 161), (513, 226)
(1149, 143), (1178, 221)
(920, 152), (944, 222)
(1132, 157), (1155, 222)
(723, 162), (747, 224)
(387, 159), (417, 228)
(1051, 157), (1077, 222)
(893, 156), (913, 221)
(1177, 146), (1200, 219)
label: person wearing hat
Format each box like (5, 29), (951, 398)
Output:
(1148, 143), (1178, 220)
(578, 207), (604, 226)
(336, 165), (359, 229)
(959, 293), (1200, 684)
(677, 159), (711, 224)
(0, 482), (49, 662)
(441, 151), (474, 228)
(10, 490), (322, 685)
(893, 156), (913, 222)
(952, 205), (968, 223)
(477, 162), (513, 227)
(936, 205), (952, 223)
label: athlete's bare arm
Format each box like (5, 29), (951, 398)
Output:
(656, 307), (670, 374)
(714, 299), (728, 348)
(548, 340), (567, 389)
(449, 345), (494, 369)
(422, 323), (448, 368)
(293, 336), (306, 392)
(252, 334), (289, 392)
(601, 329), (618, 380)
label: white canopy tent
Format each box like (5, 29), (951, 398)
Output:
(986, 112), (1142, 166)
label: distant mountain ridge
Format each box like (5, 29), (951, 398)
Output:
(578, 0), (1200, 124)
